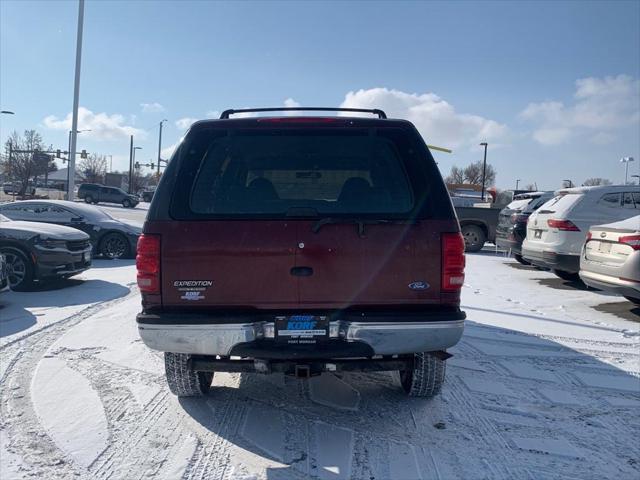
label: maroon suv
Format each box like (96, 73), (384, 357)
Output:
(136, 107), (466, 398)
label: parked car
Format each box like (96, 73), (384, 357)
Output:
(0, 200), (140, 259)
(495, 191), (554, 264)
(0, 253), (9, 293)
(579, 215), (640, 304)
(454, 205), (501, 252)
(522, 185), (640, 280)
(136, 107), (466, 398)
(141, 187), (156, 202)
(0, 214), (92, 290)
(3, 181), (36, 196)
(77, 183), (140, 208)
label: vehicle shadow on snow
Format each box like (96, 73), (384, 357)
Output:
(175, 320), (640, 480)
(0, 279), (130, 338)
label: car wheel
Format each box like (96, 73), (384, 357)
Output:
(553, 269), (581, 282)
(461, 224), (486, 253)
(514, 254), (531, 265)
(1, 248), (34, 291)
(624, 296), (640, 305)
(85, 195), (94, 204)
(99, 232), (130, 259)
(399, 352), (446, 398)
(122, 199), (131, 208)
(164, 352), (213, 397)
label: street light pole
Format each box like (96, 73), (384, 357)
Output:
(479, 142), (488, 201)
(515, 179), (521, 191)
(157, 119), (167, 176)
(621, 157), (635, 184)
(67, 0), (85, 201)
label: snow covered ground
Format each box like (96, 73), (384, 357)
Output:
(0, 248), (638, 479)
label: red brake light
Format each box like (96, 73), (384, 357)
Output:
(256, 117), (346, 124)
(510, 213), (528, 224)
(619, 234), (640, 251)
(547, 219), (580, 231)
(442, 233), (465, 292)
(136, 234), (160, 293)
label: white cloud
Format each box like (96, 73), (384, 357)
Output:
(520, 74), (640, 145)
(175, 117), (198, 130)
(140, 102), (165, 113)
(161, 141), (180, 160)
(205, 110), (220, 118)
(43, 107), (146, 141)
(339, 88), (508, 151)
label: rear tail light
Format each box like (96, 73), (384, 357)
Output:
(137, 234), (160, 293)
(442, 233), (466, 291)
(547, 219), (580, 231)
(619, 234), (640, 251)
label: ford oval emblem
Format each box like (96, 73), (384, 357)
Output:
(600, 232), (606, 238)
(408, 281), (429, 291)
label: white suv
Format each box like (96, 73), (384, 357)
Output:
(522, 185), (640, 280)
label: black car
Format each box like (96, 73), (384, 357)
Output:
(495, 191), (554, 264)
(0, 200), (141, 259)
(0, 214), (92, 290)
(77, 183), (140, 208)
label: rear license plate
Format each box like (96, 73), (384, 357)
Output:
(534, 230), (542, 239)
(599, 242), (611, 254)
(275, 315), (329, 345)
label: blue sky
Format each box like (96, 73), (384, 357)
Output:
(1, 0), (639, 189)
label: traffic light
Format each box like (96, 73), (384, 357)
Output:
(150, 163), (155, 170)
(80, 149), (88, 159)
(56, 149), (61, 158)
(135, 162), (140, 169)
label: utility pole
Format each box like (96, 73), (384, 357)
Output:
(128, 136), (134, 194)
(157, 119), (167, 175)
(67, 0), (85, 201)
(108, 154), (113, 172)
(515, 179), (521, 191)
(479, 142), (488, 201)
(8, 141), (14, 201)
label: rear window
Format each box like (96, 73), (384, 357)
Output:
(540, 193), (583, 214)
(169, 126), (449, 219)
(505, 199), (530, 210)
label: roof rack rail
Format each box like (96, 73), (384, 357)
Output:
(219, 107), (387, 119)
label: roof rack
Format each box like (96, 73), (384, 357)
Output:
(219, 107), (387, 119)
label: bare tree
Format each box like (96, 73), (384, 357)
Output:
(524, 183), (537, 191)
(445, 161), (496, 186)
(80, 153), (107, 183)
(444, 166), (465, 184)
(3, 130), (49, 195)
(583, 177), (612, 186)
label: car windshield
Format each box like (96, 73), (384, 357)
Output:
(505, 199), (530, 210)
(183, 128), (417, 216)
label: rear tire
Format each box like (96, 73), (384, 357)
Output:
(84, 195), (94, 204)
(514, 254), (531, 265)
(400, 352), (446, 398)
(122, 199), (131, 208)
(624, 296), (640, 305)
(553, 269), (580, 282)
(164, 352), (213, 397)
(461, 224), (486, 253)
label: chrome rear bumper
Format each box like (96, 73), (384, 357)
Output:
(138, 319), (465, 356)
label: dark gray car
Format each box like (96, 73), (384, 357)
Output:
(0, 200), (141, 259)
(78, 183), (140, 208)
(0, 214), (92, 290)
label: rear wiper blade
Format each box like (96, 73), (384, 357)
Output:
(312, 217), (393, 237)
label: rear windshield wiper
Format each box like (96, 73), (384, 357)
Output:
(312, 217), (395, 237)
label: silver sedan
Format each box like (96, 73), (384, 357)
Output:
(579, 215), (640, 304)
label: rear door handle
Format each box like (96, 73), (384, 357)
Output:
(290, 266), (313, 277)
